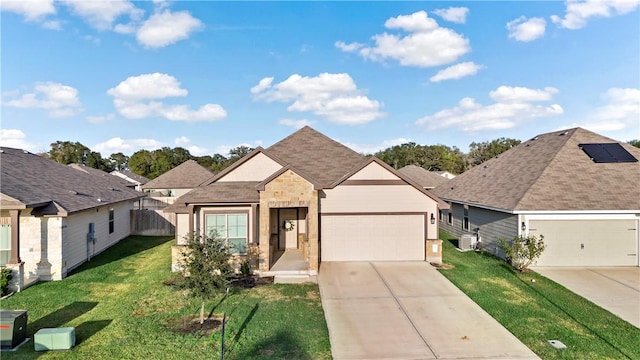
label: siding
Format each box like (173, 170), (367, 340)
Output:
(440, 203), (517, 256)
(64, 201), (133, 275)
(217, 153), (282, 182)
(175, 213), (189, 244)
(321, 185), (439, 240)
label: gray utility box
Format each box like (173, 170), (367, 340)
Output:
(0, 310), (28, 349)
(458, 234), (477, 251)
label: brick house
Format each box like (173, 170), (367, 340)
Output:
(165, 126), (448, 280)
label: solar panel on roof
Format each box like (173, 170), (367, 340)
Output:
(579, 143), (638, 163)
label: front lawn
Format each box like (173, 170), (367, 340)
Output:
(1, 236), (331, 359)
(438, 231), (640, 360)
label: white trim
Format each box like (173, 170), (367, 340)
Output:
(516, 210), (640, 215)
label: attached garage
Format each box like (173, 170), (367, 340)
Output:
(320, 214), (426, 261)
(530, 220), (639, 267)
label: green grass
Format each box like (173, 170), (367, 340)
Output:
(438, 230), (640, 360)
(1, 236), (331, 359)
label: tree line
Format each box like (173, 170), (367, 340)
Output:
(44, 137), (640, 179)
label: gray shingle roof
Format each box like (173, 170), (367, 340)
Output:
(1, 148), (144, 215)
(433, 128), (640, 211)
(141, 160), (215, 190)
(266, 126), (364, 187)
(398, 165), (449, 189)
(165, 181), (261, 213)
(112, 170), (150, 185)
(69, 164), (133, 188)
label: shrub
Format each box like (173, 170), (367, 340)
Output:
(498, 234), (546, 271)
(0, 267), (13, 296)
(239, 260), (251, 277)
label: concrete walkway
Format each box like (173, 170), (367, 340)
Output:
(534, 267), (640, 328)
(319, 262), (539, 359)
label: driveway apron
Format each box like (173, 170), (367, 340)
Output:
(534, 267), (640, 328)
(319, 262), (539, 359)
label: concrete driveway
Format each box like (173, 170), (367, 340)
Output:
(534, 267), (640, 328)
(319, 262), (539, 359)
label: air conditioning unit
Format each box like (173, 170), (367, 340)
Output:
(458, 234), (477, 251)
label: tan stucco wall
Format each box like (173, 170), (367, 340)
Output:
(348, 162), (400, 180)
(259, 169), (318, 271)
(217, 153), (282, 182)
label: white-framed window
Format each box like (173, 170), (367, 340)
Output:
(463, 205), (469, 231)
(205, 213), (248, 254)
(0, 224), (11, 266)
(439, 210), (443, 222)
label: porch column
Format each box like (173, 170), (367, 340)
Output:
(7, 210), (24, 292)
(9, 210), (21, 264)
(187, 205), (194, 234)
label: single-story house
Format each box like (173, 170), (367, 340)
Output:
(111, 169), (150, 192)
(398, 165), (449, 190)
(141, 159), (215, 199)
(433, 127), (640, 267)
(69, 163), (134, 189)
(0, 148), (145, 291)
(166, 126), (448, 277)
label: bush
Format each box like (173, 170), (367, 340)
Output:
(239, 260), (251, 277)
(0, 267), (13, 296)
(498, 234), (546, 271)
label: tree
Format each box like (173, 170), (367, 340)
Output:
(129, 150), (153, 178)
(110, 152), (129, 171)
(227, 146), (253, 163)
(498, 234), (546, 271)
(628, 140), (640, 148)
(49, 141), (92, 165)
(179, 232), (234, 324)
(468, 138), (521, 167)
(375, 142), (467, 174)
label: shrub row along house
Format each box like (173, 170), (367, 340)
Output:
(0, 148), (145, 291)
(434, 127), (640, 267)
(165, 126), (449, 280)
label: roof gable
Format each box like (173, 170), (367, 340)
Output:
(141, 159), (214, 190)
(433, 128), (640, 211)
(266, 126), (364, 187)
(203, 147), (286, 185)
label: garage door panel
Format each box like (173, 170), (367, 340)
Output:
(321, 215), (424, 261)
(530, 220), (638, 267)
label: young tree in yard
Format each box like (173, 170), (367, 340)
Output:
(498, 234), (546, 271)
(179, 232), (234, 324)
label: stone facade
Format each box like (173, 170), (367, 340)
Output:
(258, 170), (319, 272)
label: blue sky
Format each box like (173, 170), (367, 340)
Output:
(1, 1), (639, 158)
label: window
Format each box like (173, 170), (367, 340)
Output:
(462, 206), (469, 231)
(438, 210), (443, 222)
(447, 212), (452, 225)
(0, 224), (11, 266)
(108, 208), (114, 234)
(206, 213), (248, 254)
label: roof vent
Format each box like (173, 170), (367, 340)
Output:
(560, 131), (568, 136)
(69, 190), (78, 195)
(97, 198), (102, 202)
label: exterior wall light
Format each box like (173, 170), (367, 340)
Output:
(430, 213), (436, 224)
(521, 221), (526, 232)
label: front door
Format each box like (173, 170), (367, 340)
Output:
(278, 209), (298, 250)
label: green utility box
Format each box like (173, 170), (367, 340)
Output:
(0, 310), (28, 350)
(34, 327), (75, 351)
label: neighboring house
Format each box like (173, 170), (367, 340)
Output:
(433, 128), (640, 267)
(141, 160), (215, 200)
(111, 170), (150, 191)
(166, 126), (448, 278)
(433, 170), (456, 179)
(399, 165), (449, 190)
(69, 163), (133, 189)
(0, 148), (145, 291)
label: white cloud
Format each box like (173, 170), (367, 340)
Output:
(93, 137), (163, 155)
(430, 62), (484, 82)
(107, 73), (227, 122)
(136, 10), (203, 48)
(0, 129), (40, 152)
(252, 73), (385, 125)
(2, 82), (83, 117)
(278, 119), (316, 129)
(173, 136), (209, 156)
(334, 41), (363, 52)
(42, 20), (61, 30)
(551, 0), (640, 30)
(0, 0), (55, 21)
(432, 7), (469, 24)
(338, 11), (470, 68)
(416, 85), (563, 132)
(507, 16), (546, 42)
(62, 0), (142, 31)
(343, 137), (411, 155)
(582, 87), (640, 132)
(86, 113), (115, 124)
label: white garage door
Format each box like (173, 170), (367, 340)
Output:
(530, 220), (638, 267)
(321, 214), (425, 261)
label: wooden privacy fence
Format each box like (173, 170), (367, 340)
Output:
(130, 210), (175, 236)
